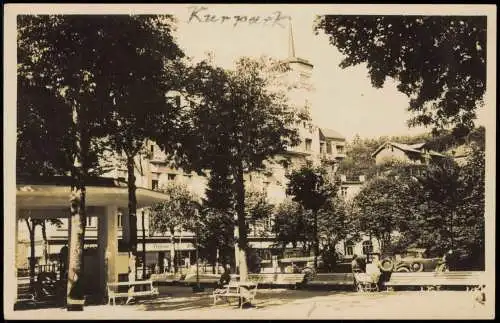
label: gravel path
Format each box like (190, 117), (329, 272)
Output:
(7, 287), (493, 320)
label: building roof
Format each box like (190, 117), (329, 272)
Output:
(16, 175), (169, 210)
(319, 128), (346, 141)
(371, 141), (447, 159)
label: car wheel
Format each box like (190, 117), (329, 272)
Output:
(410, 262), (424, 272)
(380, 258), (394, 272)
(396, 266), (410, 272)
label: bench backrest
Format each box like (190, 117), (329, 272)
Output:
(316, 273), (354, 281)
(387, 271), (484, 285)
(277, 274), (306, 283)
(107, 280), (155, 293)
(247, 273), (306, 284)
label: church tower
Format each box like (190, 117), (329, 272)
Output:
(282, 17), (321, 166)
(283, 18), (314, 116)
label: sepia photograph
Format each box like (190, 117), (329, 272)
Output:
(3, 3), (496, 320)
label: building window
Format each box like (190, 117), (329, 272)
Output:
(337, 145), (344, 154)
(86, 216), (94, 227)
(150, 144), (154, 154)
(117, 213), (123, 227)
(320, 142), (325, 154)
(341, 187), (348, 197)
(151, 179), (159, 191)
(264, 217), (274, 231)
(327, 141), (332, 154)
(362, 240), (373, 255)
(117, 177), (125, 182)
(167, 174), (176, 181)
(345, 241), (354, 256)
(305, 139), (312, 152)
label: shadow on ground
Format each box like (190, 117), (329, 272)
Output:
(137, 286), (386, 312)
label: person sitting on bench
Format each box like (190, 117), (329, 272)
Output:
(214, 265), (232, 294)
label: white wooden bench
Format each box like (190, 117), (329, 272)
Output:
(275, 273), (306, 289)
(384, 271), (485, 291)
(212, 281), (259, 309)
(107, 280), (159, 305)
(247, 273), (306, 287)
(307, 273), (355, 286)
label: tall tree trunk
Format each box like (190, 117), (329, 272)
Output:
(142, 211), (146, 280)
(126, 154), (137, 281)
(41, 221), (49, 265)
(66, 105), (87, 310)
(450, 210), (454, 251)
(25, 219), (36, 291)
(313, 210), (319, 270)
(170, 228), (176, 273)
(233, 165), (248, 281)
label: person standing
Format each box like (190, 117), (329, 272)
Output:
(163, 257), (169, 274)
(351, 254), (361, 272)
(444, 249), (457, 271)
(59, 244), (68, 280)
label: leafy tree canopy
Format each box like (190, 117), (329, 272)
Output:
(149, 182), (200, 235)
(166, 56), (304, 175)
(315, 15), (486, 138)
(286, 165), (338, 212)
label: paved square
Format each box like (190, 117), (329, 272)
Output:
(8, 286), (494, 320)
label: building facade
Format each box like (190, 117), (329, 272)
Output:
(18, 22), (375, 274)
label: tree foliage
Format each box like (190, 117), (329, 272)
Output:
(171, 56), (303, 174)
(286, 166), (337, 213)
(273, 199), (311, 251)
(338, 127), (485, 181)
(315, 16), (486, 137)
(160, 56), (304, 280)
(352, 171), (420, 253)
(198, 164), (235, 268)
(353, 148), (485, 269)
(18, 15), (188, 295)
(149, 182), (200, 236)
(286, 165), (338, 268)
(245, 189), (274, 237)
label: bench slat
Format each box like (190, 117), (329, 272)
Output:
(385, 271), (485, 289)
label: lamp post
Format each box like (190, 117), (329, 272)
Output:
(192, 208), (204, 293)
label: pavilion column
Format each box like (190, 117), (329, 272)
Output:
(14, 209), (19, 307)
(98, 205), (118, 301)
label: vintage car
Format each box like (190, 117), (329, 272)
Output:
(389, 248), (443, 272)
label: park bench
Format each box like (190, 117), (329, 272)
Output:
(212, 280), (259, 309)
(107, 280), (159, 305)
(150, 272), (184, 283)
(275, 273), (307, 288)
(384, 271), (485, 291)
(307, 273), (355, 286)
(247, 273), (306, 287)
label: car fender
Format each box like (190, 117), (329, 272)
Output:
(395, 266), (410, 272)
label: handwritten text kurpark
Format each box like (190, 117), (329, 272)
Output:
(187, 6), (291, 28)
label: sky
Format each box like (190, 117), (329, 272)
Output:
(171, 8), (433, 141)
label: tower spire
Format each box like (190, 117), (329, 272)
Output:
(288, 17), (296, 58)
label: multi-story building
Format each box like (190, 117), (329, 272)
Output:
(18, 22), (359, 274)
